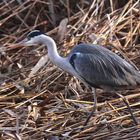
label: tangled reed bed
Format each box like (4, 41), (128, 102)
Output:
(0, 0), (140, 139)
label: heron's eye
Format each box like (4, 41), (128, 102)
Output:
(27, 36), (31, 40)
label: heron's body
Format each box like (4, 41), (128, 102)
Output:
(21, 30), (140, 126)
(67, 44), (140, 90)
(36, 34), (140, 90)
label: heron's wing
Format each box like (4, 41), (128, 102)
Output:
(69, 52), (140, 89)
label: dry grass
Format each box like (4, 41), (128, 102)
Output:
(0, 0), (140, 139)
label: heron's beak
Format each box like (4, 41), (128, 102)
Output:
(19, 38), (37, 47)
(19, 38), (28, 45)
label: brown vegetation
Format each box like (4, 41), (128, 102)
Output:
(0, 0), (140, 139)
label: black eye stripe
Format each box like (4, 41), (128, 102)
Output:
(27, 30), (43, 38)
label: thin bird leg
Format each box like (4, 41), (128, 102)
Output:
(115, 92), (138, 125)
(83, 88), (97, 127)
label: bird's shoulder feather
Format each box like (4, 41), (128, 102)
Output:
(68, 44), (140, 89)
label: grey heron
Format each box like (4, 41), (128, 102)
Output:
(21, 30), (140, 126)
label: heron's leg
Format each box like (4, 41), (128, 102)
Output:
(83, 88), (97, 127)
(92, 88), (98, 113)
(115, 92), (138, 125)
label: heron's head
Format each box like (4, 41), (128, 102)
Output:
(21, 30), (45, 46)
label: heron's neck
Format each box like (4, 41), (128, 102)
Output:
(41, 35), (70, 71)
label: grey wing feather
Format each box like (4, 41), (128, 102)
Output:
(69, 44), (140, 89)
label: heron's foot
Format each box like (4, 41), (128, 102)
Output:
(82, 106), (98, 128)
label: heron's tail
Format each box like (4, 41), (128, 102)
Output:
(134, 71), (140, 85)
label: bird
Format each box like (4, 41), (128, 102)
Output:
(21, 30), (140, 126)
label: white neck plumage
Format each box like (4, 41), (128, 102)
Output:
(39, 35), (73, 73)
